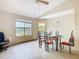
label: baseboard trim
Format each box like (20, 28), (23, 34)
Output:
(9, 39), (37, 47)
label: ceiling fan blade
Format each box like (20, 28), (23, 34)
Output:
(39, 0), (49, 5)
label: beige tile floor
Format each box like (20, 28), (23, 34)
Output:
(0, 40), (79, 59)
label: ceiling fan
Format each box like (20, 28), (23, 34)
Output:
(37, 0), (49, 5)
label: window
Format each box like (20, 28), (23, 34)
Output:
(16, 20), (32, 36)
(25, 23), (32, 35)
(38, 23), (46, 32)
(16, 22), (25, 36)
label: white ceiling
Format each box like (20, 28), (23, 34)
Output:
(40, 9), (75, 19)
(0, 0), (66, 18)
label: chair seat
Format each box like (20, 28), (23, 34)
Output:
(0, 41), (9, 45)
(61, 41), (70, 45)
(51, 36), (58, 40)
(40, 39), (45, 42)
(45, 42), (53, 44)
(51, 38), (57, 40)
(45, 39), (53, 44)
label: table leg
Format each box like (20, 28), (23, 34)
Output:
(56, 39), (58, 51)
(60, 38), (61, 47)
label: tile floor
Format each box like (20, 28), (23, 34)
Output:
(0, 40), (79, 59)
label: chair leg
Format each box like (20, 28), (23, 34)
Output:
(39, 41), (42, 48)
(45, 43), (48, 51)
(52, 43), (54, 50)
(69, 46), (71, 54)
(61, 44), (62, 52)
(59, 38), (61, 47)
(4, 48), (7, 51)
(47, 44), (49, 52)
(0, 46), (8, 51)
(45, 43), (47, 51)
(63, 45), (64, 49)
(45, 44), (49, 52)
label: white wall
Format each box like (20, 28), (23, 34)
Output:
(0, 11), (38, 45)
(47, 14), (75, 41)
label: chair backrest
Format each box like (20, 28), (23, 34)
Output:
(38, 31), (41, 40)
(44, 32), (48, 37)
(38, 31), (46, 40)
(69, 30), (75, 46)
(44, 32), (49, 41)
(55, 30), (59, 36)
(0, 32), (5, 42)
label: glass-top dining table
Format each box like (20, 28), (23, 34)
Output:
(50, 35), (62, 51)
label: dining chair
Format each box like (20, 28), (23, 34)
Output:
(38, 31), (47, 48)
(60, 31), (74, 53)
(44, 34), (54, 52)
(49, 31), (60, 51)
